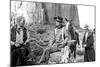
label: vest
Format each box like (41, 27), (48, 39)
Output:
(11, 26), (16, 42)
(23, 27), (27, 43)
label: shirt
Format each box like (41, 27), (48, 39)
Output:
(65, 22), (70, 30)
(16, 28), (23, 44)
(85, 32), (88, 42)
(55, 28), (63, 43)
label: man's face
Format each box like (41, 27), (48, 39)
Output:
(20, 20), (25, 27)
(85, 28), (89, 32)
(56, 21), (60, 26)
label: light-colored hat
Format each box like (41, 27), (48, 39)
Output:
(84, 24), (89, 29)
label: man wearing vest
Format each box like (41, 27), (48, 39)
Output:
(11, 16), (29, 66)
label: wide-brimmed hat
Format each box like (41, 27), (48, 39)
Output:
(84, 24), (89, 29)
(54, 16), (63, 23)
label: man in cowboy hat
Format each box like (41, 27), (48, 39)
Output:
(38, 16), (69, 64)
(53, 16), (72, 47)
(38, 16), (76, 64)
(54, 16), (64, 29)
(82, 24), (95, 62)
(53, 16), (75, 63)
(38, 16), (64, 64)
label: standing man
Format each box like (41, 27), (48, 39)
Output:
(82, 24), (95, 62)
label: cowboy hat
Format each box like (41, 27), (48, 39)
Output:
(54, 16), (63, 23)
(84, 24), (89, 29)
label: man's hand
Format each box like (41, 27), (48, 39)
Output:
(84, 44), (87, 47)
(82, 44), (87, 48)
(11, 41), (15, 45)
(78, 45), (81, 48)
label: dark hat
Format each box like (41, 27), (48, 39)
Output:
(54, 16), (63, 23)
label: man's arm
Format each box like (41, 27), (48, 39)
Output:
(57, 27), (70, 47)
(26, 30), (30, 42)
(82, 33), (86, 45)
(48, 39), (56, 46)
(11, 41), (15, 45)
(82, 32), (87, 48)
